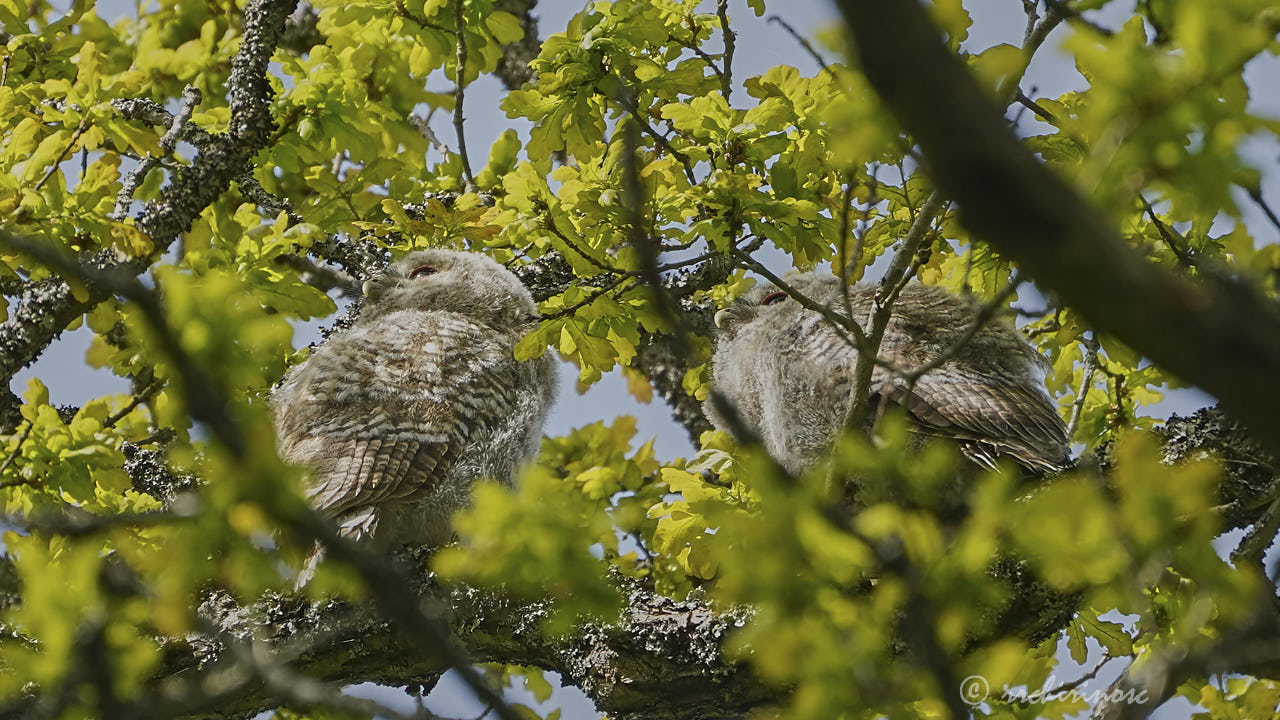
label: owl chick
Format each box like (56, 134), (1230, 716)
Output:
(272, 249), (557, 566)
(707, 273), (1069, 476)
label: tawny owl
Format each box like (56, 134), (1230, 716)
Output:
(272, 249), (557, 564)
(707, 273), (1069, 475)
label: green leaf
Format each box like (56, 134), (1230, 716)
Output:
(1079, 613), (1134, 657)
(967, 43), (1025, 95)
(486, 11), (524, 45)
(476, 128), (522, 188)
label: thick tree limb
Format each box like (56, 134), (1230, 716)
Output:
(835, 0), (1280, 453)
(1154, 408), (1280, 534)
(154, 556), (769, 720)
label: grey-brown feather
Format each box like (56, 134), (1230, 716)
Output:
(707, 273), (1069, 475)
(272, 249), (558, 565)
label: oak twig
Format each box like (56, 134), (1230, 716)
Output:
(452, 0), (477, 191)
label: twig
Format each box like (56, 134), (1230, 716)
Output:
(139, 87), (201, 194)
(1025, 2), (1064, 48)
(409, 113), (452, 159)
(1027, 308), (1063, 338)
(729, 247), (866, 350)
(1139, 195), (1198, 267)
(452, 0), (476, 191)
(102, 380), (164, 430)
(159, 86), (202, 155)
(33, 120), (89, 193)
(678, 41), (728, 88)
(0, 421), (32, 477)
(902, 273), (1024, 388)
(1014, 89), (1058, 123)
(111, 86), (203, 220)
(1065, 335), (1100, 440)
(111, 97), (218, 149)
(768, 15), (835, 78)
(1232, 481), (1280, 570)
(716, 0), (735, 102)
(273, 253), (361, 296)
(1021, 0), (1040, 44)
(836, 172), (857, 287)
(236, 170), (302, 223)
(842, 190), (946, 433)
(1055, 651), (1115, 695)
(836, 170), (862, 330)
(621, 106), (687, 355)
(540, 277), (634, 320)
(1244, 185), (1280, 238)
(619, 97), (698, 185)
(656, 248), (730, 272)
(543, 216), (623, 275)
(1010, 651), (1117, 707)
(1043, 0), (1114, 37)
(847, 169), (880, 288)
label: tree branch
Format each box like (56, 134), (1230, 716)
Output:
(1066, 336), (1100, 440)
(153, 561), (771, 720)
(0, 0), (300, 427)
(110, 86), (203, 220)
(842, 190), (945, 432)
(716, 0), (735, 102)
(835, 0), (1280, 454)
(453, 0), (477, 191)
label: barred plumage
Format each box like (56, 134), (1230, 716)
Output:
(707, 273), (1070, 476)
(272, 249), (557, 577)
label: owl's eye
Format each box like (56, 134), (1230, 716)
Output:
(760, 291), (788, 306)
(408, 265), (438, 279)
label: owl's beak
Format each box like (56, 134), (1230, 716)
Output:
(361, 279), (374, 297)
(714, 309), (730, 329)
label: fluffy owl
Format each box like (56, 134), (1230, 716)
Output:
(272, 249), (557, 565)
(707, 273), (1070, 476)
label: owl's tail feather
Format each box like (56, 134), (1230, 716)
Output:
(295, 545), (325, 590)
(294, 507), (379, 589)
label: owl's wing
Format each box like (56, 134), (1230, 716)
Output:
(874, 366), (1071, 473)
(306, 432), (459, 537)
(275, 314), (514, 539)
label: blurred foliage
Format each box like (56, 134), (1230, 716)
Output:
(1, 0), (1279, 718)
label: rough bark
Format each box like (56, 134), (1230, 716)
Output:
(149, 552), (765, 720)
